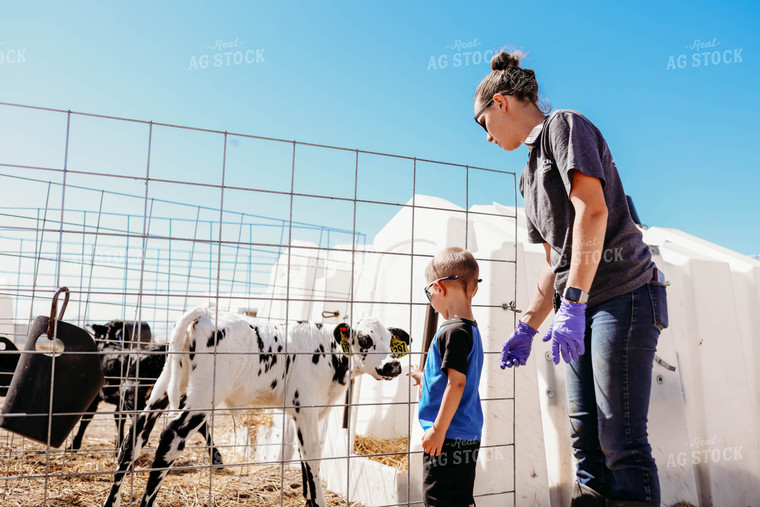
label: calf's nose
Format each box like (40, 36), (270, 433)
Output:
(377, 361), (402, 378)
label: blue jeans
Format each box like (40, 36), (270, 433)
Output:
(564, 280), (668, 505)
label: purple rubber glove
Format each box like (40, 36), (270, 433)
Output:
(542, 300), (587, 364)
(539, 321), (553, 343)
(500, 321), (538, 369)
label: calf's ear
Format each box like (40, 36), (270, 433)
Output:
(334, 323), (351, 344)
(90, 324), (108, 338)
(388, 328), (411, 358)
(334, 323), (352, 355)
(388, 328), (410, 345)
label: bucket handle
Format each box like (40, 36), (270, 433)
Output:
(47, 287), (70, 338)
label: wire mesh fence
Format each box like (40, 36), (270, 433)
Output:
(0, 101), (520, 506)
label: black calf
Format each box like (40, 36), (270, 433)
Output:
(71, 326), (221, 466)
(0, 336), (20, 397)
(90, 320), (152, 348)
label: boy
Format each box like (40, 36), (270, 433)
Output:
(410, 247), (484, 507)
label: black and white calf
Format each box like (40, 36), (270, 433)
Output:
(102, 307), (407, 507)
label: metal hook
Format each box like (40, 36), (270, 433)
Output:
(47, 287), (70, 338)
(502, 301), (522, 313)
(654, 354), (676, 372)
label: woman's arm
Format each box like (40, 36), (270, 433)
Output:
(521, 243), (556, 330)
(566, 170), (608, 293)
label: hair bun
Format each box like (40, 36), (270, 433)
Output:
(491, 51), (521, 71)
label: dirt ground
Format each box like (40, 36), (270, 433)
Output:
(0, 405), (365, 506)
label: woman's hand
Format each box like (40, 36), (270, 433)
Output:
(500, 321), (538, 368)
(542, 300), (586, 364)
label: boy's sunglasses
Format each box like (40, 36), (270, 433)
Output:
(424, 276), (482, 302)
(474, 91), (511, 133)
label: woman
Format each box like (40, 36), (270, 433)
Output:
(476, 51), (669, 507)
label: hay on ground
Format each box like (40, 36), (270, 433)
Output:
(352, 434), (408, 471)
(0, 404), (363, 506)
(240, 409), (274, 444)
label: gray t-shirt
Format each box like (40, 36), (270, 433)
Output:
(519, 109), (654, 308)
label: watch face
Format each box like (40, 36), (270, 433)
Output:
(563, 287), (588, 303)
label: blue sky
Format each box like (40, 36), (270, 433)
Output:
(1, 0), (759, 255)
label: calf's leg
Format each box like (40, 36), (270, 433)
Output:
(177, 393), (222, 465)
(113, 404), (126, 446)
(102, 394), (168, 507)
(197, 421), (223, 465)
(139, 409), (209, 507)
(294, 408), (328, 507)
(69, 396), (100, 450)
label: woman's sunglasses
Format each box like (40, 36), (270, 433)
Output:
(474, 92), (511, 133)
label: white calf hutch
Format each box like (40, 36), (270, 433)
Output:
(247, 195), (760, 507)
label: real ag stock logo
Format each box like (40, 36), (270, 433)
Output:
(666, 435), (743, 468)
(427, 38), (497, 71)
(189, 37), (265, 71)
(666, 37), (743, 70)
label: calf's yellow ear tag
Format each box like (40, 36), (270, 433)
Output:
(338, 325), (351, 357)
(390, 336), (409, 358)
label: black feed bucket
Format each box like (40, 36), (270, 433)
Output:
(0, 288), (104, 448)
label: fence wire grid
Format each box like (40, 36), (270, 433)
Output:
(0, 101), (520, 507)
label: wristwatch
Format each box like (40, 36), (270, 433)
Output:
(563, 286), (589, 304)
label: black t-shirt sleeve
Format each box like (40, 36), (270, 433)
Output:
(546, 111), (607, 195)
(525, 214), (545, 244)
(520, 173), (544, 243)
(437, 324), (473, 376)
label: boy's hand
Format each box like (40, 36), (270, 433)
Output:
(422, 425), (446, 456)
(407, 364), (423, 386)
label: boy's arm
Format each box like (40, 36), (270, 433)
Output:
(422, 368), (466, 456)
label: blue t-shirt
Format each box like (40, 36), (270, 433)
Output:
(418, 318), (483, 440)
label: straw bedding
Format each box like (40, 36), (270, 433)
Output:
(0, 406), (364, 506)
(352, 435), (408, 472)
